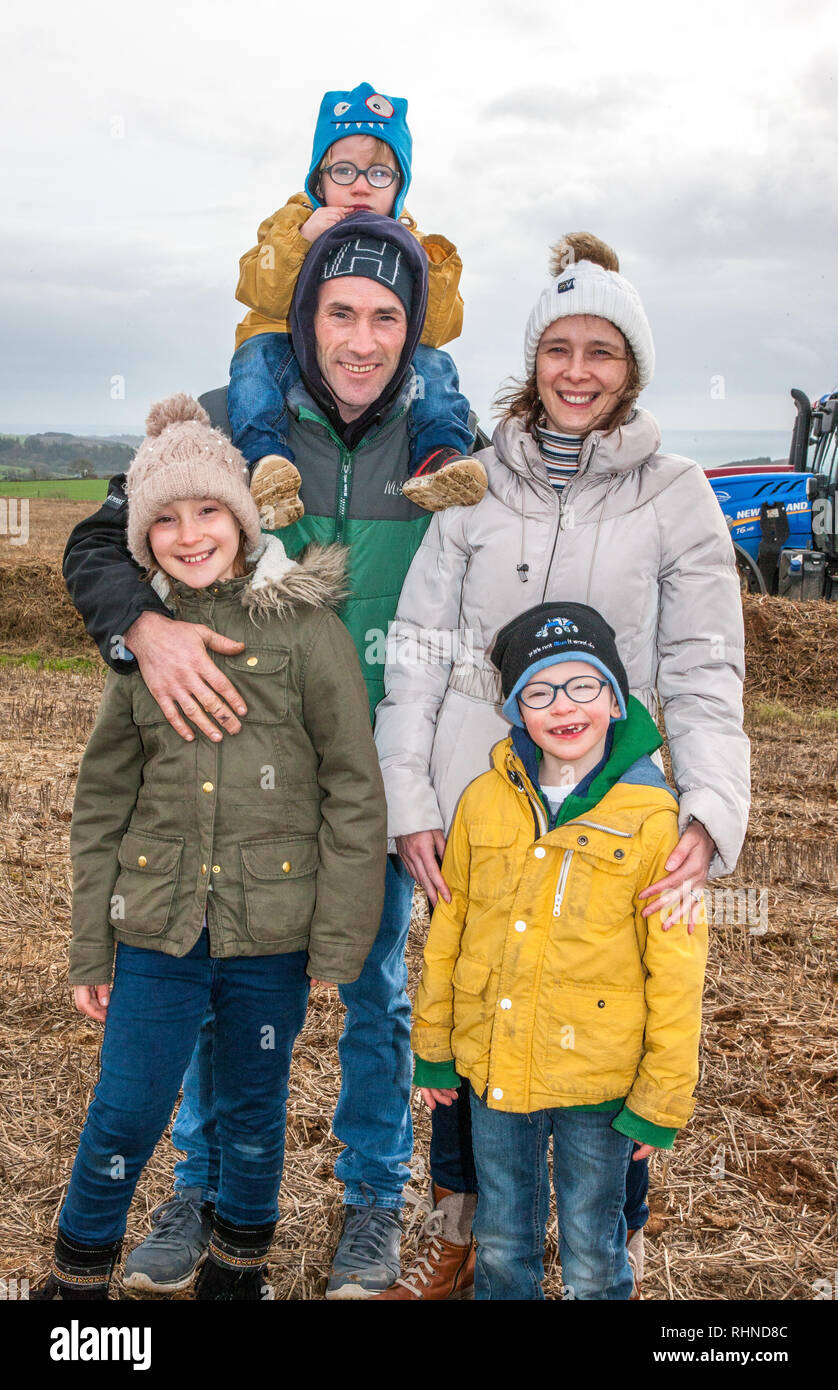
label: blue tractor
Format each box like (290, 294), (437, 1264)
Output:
(705, 388), (838, 599)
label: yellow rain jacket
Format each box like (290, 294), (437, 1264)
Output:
(412, 709), (708, 1146)
(234, 193), (463, 351)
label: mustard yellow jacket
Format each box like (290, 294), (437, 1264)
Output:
(235, 192), (463, 351)
(412, 736), (709, 1136)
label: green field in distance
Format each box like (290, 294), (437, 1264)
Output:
(0, 479), (109, 499)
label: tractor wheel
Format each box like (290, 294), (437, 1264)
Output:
(734, 546), (767, 595)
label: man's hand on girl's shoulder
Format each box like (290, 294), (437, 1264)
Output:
(124, 612), (248, 743)
(73, 984), (110, 1023)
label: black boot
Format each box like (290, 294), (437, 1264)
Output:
(194, 1213), (276, 1301)
(31, 1229), (122, 1300)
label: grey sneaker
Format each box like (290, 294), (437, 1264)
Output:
(122, 1188), (212, 1294)
(325, 1184), (402, 1300)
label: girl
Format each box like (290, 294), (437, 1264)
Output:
(34, 393), (386, 1300)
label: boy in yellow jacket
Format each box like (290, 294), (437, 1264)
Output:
(229, 80), (486, 523)
(412, 602), (709, 1300)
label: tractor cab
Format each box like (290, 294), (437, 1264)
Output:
(791, 388), (838, 583)
(706, 387), (838, 600)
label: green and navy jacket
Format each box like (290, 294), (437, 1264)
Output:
(280, 376), (432, 716)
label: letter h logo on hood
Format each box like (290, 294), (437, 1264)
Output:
(322, 238), (401, 288)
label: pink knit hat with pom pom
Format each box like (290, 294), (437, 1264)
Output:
(125, 394), (263, 569)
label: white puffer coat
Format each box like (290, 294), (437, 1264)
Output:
(374, 408), (750, 878)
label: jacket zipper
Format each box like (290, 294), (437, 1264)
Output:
(540, 492), (563, 602)
(507, 766), (547, 839)
(539, 439), (599, 601)
(567, 818), (632, 838)
(335, 447), (354, 543)
(552, 848), (574, 917)
(297, 397), (410, 545)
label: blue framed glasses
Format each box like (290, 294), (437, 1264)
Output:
(518, 676), (611, 710)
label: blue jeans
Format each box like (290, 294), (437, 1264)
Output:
(469, 1088), (635, 1301)
(227, 333), (473, 468)
(174, 855), (416, 1210)
(60, 934), (309, 1244)
(429, 1085), (648, 1226)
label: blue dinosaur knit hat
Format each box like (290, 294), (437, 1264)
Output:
(305, 81), (412, 219)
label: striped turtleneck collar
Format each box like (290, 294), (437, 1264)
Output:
(534, 421), (584, 492)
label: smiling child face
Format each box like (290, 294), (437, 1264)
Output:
(519, 659), (621, 785)
(147, 498), (242, 587)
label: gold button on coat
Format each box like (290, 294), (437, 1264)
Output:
(212, 865), (221, 874)
(282, 861), (291, 873)
(246, 656), (258, 666)
(202, 782), (214, 793)
(137, 855), (147, 867)
(201, 864), (207, 875)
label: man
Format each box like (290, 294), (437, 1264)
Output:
(62, 212), (444, 1298)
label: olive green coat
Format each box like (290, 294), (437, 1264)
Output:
(69, 539), (387, 987)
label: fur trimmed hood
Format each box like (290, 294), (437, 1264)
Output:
(150, 534), (348, 621)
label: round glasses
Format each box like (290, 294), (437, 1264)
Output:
(518, 676), (611, 710)
(321, 161), (400, 190)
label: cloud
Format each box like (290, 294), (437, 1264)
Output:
(1, 0), (836, 437)
(481, 80), (651, 131)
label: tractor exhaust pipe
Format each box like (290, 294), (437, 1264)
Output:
(789, 388), (811, 472)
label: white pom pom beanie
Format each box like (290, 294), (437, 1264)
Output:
(523, 259), (655, 389)
(125, 393), (263, 569)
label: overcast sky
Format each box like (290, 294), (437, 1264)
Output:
(2, 0), (835, 439)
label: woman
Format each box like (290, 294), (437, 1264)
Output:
(372, 233), (750, 1300)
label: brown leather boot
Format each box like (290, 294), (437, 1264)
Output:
(627, 1227), (644, 1300)
(250, 455), (304, 529)
(374, 1184), (476, 1300)
(402, 453), (487, 512)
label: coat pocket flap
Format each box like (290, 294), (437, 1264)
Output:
(452, 954), (493, 994)
(226, 647), (290, 676)
(563, 824), (640, 872)
(240, 835), (318, 880)
(117, 830), (184, 874)
(468, 822), (518, 849)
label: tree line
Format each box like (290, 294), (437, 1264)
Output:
(0, 434), (137, 478)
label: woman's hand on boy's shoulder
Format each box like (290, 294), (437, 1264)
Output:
(638, 820), (715, 934)
(300, 207), (353, 244)
(73, 983), (111, 1023)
